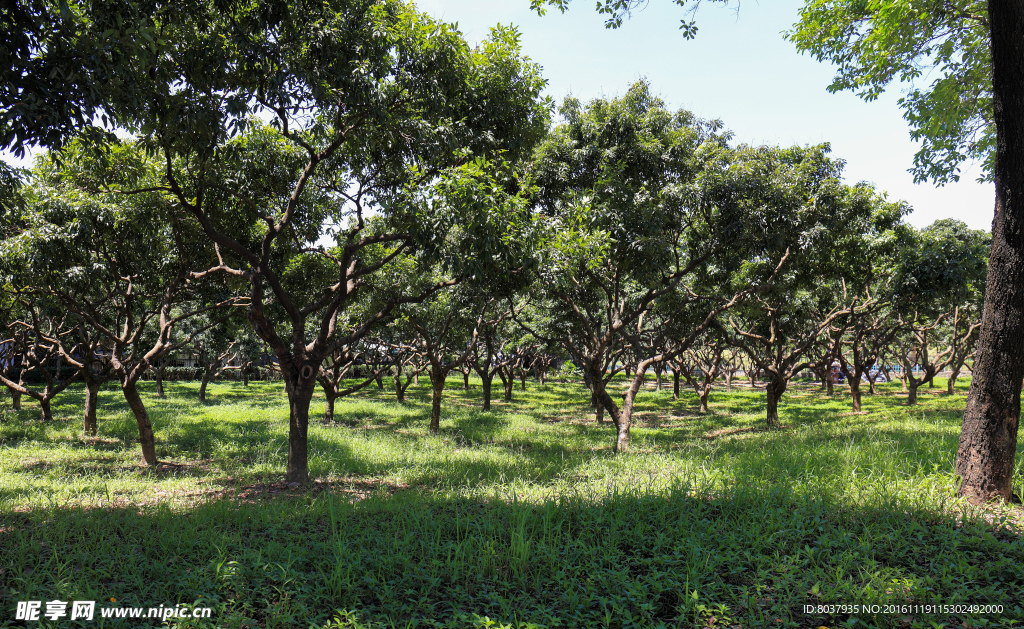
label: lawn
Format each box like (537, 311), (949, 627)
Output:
(1, 375), (1022, 629)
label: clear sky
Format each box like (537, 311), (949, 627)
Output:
(417, 0), (994, 232)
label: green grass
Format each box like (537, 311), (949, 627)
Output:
(1, 376), (1022, 629)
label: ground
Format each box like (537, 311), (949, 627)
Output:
(0, 376), (1022, 628)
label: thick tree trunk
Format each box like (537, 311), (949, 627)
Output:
(39, 397), (52, 422)
(825, 372), (834, 396)
(12, 389), (20, 410)
(429, 370), (445, 435)
(765, 377), (787, 430)
(481, 372), (493, 411)
(724, 370), (733, 392)
(698, 386), (710, 414)
(122, 379), (158, 466)
(375, 374), (384, 390)
(672, 368), (680, 400)
(907, 380), (920, 405)
(956, 0), (1024, 504)
(520, 373), (527, 391)
(323, 395), (336, 423)
(463, 370), (470, 390)
(849, 377), (862, 412)
(947, 368), (960, 395)
(393, 371), (406, 403)
(285, 379), (315, 484)
(83, 379), (100, 436)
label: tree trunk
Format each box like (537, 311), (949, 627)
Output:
(498, 371), (513, 402)
(850, 377), (862, 412)
(122, 379), (158, 466)
(323, 395), (336, 423)
(429, 369), (445, 435)
(947, 368), (960, 394)
(394, 371), (406, 403)
(520, 372), (527, 391)
(956, 0), (1024, 504)
(907, 380), (919, 405)
(591, 375), (627, 451)
(481, 372), (493, 411)
(654, 366), (663, 391)
(285, 378), (315, 484)
(463, 370), (470, 390)
(765, 377), (787, 429)
(724, 370), (733, 392)
(155, 360), (166, 398)
(243, 365), (249, 387)
(198, 368), (213, 403)
(672, 368), (680, 400)
(698, 386), (710, 414)
(825, 372), (834, 396)
(12, 389), (20, 410)
(375, 373), (384, 390)
(39, 397), (52, 422)
(84, 379), (100, 436)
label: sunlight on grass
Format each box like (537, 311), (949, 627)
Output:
(1, 376), (1022, 628)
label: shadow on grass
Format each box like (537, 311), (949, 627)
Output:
(1, 482), (1021, 629)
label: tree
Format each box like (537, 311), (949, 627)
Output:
(788, 0), (1022, 506)
(677, 331), (727, 413)
(74, 0), (548, 483)
(184, 313), (244, 404)
(524, 83), (766, 451)
(889, 220), (990, 404)
(0, 296), (79, 421)
(718, 150), (881, 428)
(404, 286), (484, 435)
(6, 144), (234, 465)
(469, 301), (518, 411)
(824, 193), (912, 411)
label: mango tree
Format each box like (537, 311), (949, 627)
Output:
(76, 0), (548, 483)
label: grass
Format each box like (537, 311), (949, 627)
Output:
(1, 375), (1022, 629)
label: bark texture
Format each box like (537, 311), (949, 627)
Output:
(122, 380), (158, 466)
(955, 0), (1024, 504)
(285, 377), (315, 484)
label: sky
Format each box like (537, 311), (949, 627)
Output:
(416, 0), (994, 232)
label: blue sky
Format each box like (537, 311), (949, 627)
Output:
(418, 0), (993, 231)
